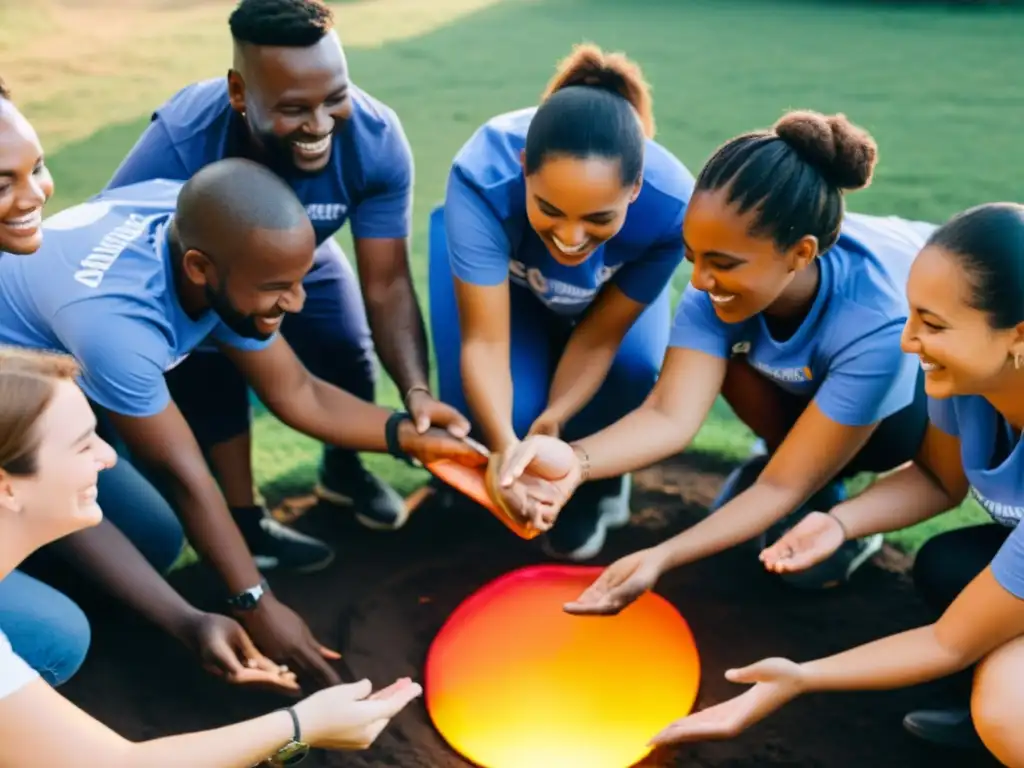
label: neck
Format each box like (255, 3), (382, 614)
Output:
(764, 260), (820, 319)
(986, 375), (1024, 433)
(168, 223), (209, 319)
(0, 526), (29, 582)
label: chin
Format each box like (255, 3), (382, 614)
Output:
(291, 149), (333, 174)
(74, 503), (104, 528)
(1, 235), (43, 256)
(922, 375), (956, 399)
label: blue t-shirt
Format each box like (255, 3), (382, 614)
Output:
(929, 395), (1024, 599)
(670, 213), (935, 427)
(0, 180), (271, 418)
(444, 107), (694, 317)
(105, 78), (412, 246)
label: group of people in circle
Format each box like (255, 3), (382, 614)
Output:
(0, 0), (1020, 764)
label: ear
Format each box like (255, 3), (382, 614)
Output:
(180, 248), (215, 289)
(0, 475), (21, 515)
(1010, 321), (1024, 369)
(787, 234), (819, 272)
(628, 173), (644, 204)
(227, 70), (246, 115)
(519, 148), (527, 173)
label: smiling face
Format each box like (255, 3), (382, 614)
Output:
(522, 153), (640, 266)
(902, 244), (1024, 399)
(683, 188), (818, 323)
(228, 31), (352, 174)
(0, 100), (54, 254)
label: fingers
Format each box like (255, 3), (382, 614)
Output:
(499, 442), (540, 486)
(362, 680), (423, 719)
(294, 643), (343, 688)
(229, 665), (301, 692)
(319, 645), (342, 660)
(336, 678), (375, 701)
(411, 399), (471, 438)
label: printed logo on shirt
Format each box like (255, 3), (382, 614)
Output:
(306, 203), (347, 222)
(750, 360), (814, 384)
(971, 487), (1024, 527)
(74, 213), (154, 289)
(507, 259), (622, 312)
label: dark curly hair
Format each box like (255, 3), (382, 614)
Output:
(229, 0), (334, 47)
(695, 109), (879, 253)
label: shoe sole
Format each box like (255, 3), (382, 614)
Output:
(315, 482), (411, 531)
(542, 476), (634, 562)
(253, 548), (337, 575)
(780, 533), (884, 590)
(902, 717), (985, 750)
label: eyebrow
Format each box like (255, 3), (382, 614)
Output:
(682, 237), (746, 262)
(70, 423), (97, 447)
(917, 307), (950, 325)
(0, 155), (44, 177)
(534, 195), (617, 219)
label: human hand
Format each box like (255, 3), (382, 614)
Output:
(238, 595), (342, 690)
(404, 387), (471, 438)
(398, 420), (488, 468)
(295, 677), (423, 751)
(527, 410), (562, 439)
(563, 547), (668, 616)
(647, 658), (806, 745)
(179, 611), (300, 694)
(759, 511), (846, 575)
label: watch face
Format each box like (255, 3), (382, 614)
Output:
(276, 740), (310, 765)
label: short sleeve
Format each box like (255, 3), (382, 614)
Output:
(927, 395), (960, 437)
(443, 168), (511, 287)
(209, 322), (276, 352)
(813, 322), (912, 427)
(611, 204), (686, 306)
(51, 307), (171, 418)
(991, 523), (1024, 600)
(105, 119), (191, 190)
(668, 283), (732, 359)
(348, 112), (414, 240)
(0, 631), (37, 701)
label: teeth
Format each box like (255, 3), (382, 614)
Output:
(552, 234), (590, 255)
(709, 292), (735, 304)
(920, 358), (940, 371)
(4, 210), (41, 231)
(294, 135), (331, 154)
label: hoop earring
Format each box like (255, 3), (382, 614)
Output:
(1015, 352), (1023, 371)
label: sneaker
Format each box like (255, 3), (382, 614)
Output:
(542, 475), (633, 561)
(232, 506), (335, 574)
(777, 532), (884, 590)
(315, 453), (408, 531)
(903, 708), (985, 751)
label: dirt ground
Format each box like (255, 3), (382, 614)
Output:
(62, 453), (1000, 767)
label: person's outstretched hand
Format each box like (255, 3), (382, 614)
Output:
(563, 547), (668, 616)
(759, 511), (846, 575)
(404, 388), (471, 438)
(181, 611), (300, 694)
(398, 421), (489, 468)
(296, 677), (423, 751)
(647, 658), (806, 745)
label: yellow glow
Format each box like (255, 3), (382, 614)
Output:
(425, 565), (701, 768)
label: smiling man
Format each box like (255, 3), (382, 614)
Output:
(105, 0), (467, 572)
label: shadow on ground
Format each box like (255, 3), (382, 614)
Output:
(63, 453), (998, 767)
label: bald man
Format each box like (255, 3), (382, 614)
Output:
(0, 159), (485, 688)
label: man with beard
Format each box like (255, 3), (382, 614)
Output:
(105, 0), (465, 571)
(0, 158), (487, 688)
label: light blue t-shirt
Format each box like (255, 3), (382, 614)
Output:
(0, 180), (271, 418)
(670, 213), (935, 427)
(105, 78), (412, 246)
(444, 107), (694, 317)
(929, 395), (1024, 599)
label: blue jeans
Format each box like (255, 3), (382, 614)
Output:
(165, 238), (378, 479)
(0, 457), (185, 687)
(427, 205), (670, 442)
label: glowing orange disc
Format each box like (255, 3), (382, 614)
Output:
(425, 564), (701, 768)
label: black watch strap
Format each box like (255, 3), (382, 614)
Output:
(270, 706), (309, 765)
(385, 410), (416, 466)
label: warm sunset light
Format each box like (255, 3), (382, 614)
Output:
(424, 565), (701, 768)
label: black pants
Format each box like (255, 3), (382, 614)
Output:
(913, 522), (1012, 613)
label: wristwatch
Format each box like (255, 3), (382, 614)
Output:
(227, 578), (269, 612)
(385, 410), (419, 467)
(267, 707), (309, 766)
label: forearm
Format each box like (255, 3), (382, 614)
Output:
(543, 329), (619, 425)
(47, 518), (199, 641)
(833, 462), (956, 540)
(364, 284), (430, 396)
(801, 625), (966, 693)
(266, 376), (391, 452)
(462, 340), (517, 451)
(658, 481), (799, 570)
(127, 709), (294, 768)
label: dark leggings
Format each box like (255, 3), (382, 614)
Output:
(913, 522), (1012, 614)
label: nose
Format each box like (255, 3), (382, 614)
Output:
(306, 106), (333, 138)
(553, 222), (587, 247)
(689, 257), (714, 294)
(900, 317), (919, 354)
(280, 282), (306, 314)
(96, 437), (118, 470)
(16, 176), (48, 212)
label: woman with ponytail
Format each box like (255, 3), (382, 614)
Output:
(429, 43), (695, 560)
(500, 110), (937, 594)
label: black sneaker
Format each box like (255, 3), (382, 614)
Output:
(232, 506), (335, 574)
(903, 708), (986, 751)
(542, 475), (632, 561)
(315, 451), (408, 531)
(777, 533), (884, 590)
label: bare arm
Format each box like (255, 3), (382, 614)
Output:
(540, 285), (648, 429)
(832, 422), (969, 539)
(453, 277), (518, 451)
(658, 401), (877, 570)
(354, 236), (430, 397)
(572, 346), (727, 479)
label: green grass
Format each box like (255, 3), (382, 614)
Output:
(35, 0), (1023, 552)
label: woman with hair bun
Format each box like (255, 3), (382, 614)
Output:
(500, 109), (937, 598)
(429, 43), (696, 561)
